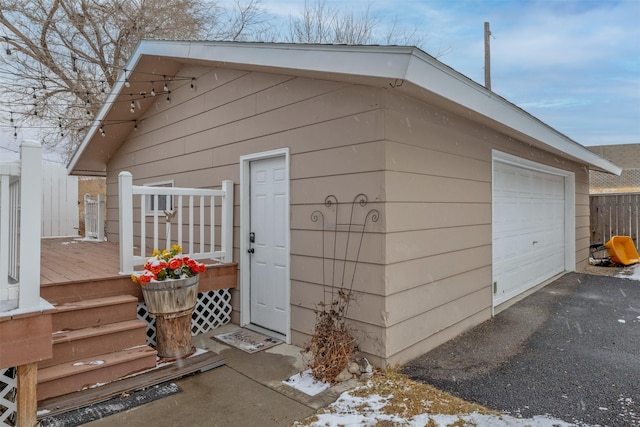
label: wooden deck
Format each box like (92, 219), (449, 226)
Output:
(41, 238), (122, 286)
(40, 237), (238, 303)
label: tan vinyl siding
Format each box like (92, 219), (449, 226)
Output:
(382, 90), (589, 364)
(106, 65), (388, 362)
(105, 61), (592, 367)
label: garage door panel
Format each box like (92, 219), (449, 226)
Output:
(493, 161), (566, 307)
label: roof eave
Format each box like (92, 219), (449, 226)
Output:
(68, 40), (622, 176)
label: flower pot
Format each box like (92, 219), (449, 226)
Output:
(140, 274), (199, 359)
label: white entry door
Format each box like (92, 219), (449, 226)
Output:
(248, 156), (288, 334)
(493, 160), (567, 307)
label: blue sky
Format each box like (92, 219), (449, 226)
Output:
(259, 0), (640, 146)
(1, 0), (637, 162)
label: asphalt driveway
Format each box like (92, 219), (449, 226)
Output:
(402, 272), (640, 426)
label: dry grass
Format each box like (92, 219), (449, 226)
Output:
(296, 369), (495, 426)
(352, 370), (492, 419)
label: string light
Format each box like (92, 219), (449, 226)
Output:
(3, 36), (10, 55)
(130, 94), (135, 113)
(150, 81), (155, 96)
(99, 124), (105, 136)
(124, 69), (130, 87)
(190, 78), (195, 91)
(166, 91), (171, 103)
(134, 120), (138, 130)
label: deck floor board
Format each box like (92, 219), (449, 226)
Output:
(41, 238), (122, 285)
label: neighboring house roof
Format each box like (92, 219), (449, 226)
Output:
(67, 40), (622, 176)
(589, 143), (640, 193)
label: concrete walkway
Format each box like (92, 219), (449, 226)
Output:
(82, 324), (353, 427)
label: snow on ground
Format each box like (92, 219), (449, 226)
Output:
(616, 264), (640, 280)
(294, 386), (575, 427)
(283, 369), (330, 396)
(286, 371), (578, 427)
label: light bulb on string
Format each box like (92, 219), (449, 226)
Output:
(134, 120), (138, 130)
(124, 69), (130, 87)
(150, 82), (155, 97)
(99, 124), (105, 136)
(130, 95), (135, 113)
(13, 127), (17, 138)
(166, 91), (171, 103)
(100, 81), (105, 93)
(190, 78), (195, 91)
(9, 112), (13, 123)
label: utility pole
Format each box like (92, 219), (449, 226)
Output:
(484, 22), (491, 91)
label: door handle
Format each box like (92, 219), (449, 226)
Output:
(248, 248), (255, 254)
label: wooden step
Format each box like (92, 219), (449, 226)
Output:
(41, 276), (142, 305)
(52, 295), (140, 331)
(40, 320), (149, 369)
(37, 346), (158, 402)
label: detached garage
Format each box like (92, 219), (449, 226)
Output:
(68, 41), (621, 367)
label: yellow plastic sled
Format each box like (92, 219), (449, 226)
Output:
(605, 236), (640, 266)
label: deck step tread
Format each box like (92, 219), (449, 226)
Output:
(51, 319), (146, 344)
(38, 346), (157, 384)
(53, 295), (138, 312)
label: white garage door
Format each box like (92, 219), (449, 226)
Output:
(493, 160), (566, 307)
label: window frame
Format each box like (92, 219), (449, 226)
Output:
(143, 180), (174, 216)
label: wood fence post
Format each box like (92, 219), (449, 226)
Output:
(16, 362), (38, 427)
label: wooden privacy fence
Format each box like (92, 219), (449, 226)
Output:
(590, 193), (640, 244)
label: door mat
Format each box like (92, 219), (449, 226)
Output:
(214, 328), (283, 353)
(38, 382), (181, 427)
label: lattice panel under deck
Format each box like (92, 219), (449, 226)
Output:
(0, 368), (16, 426)
(137, 290), (232, 348)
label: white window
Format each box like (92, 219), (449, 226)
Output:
(144, 180), (174, 216)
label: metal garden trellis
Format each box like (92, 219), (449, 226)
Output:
(311, 193), (380, 317)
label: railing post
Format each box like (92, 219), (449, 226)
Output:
(0, 173), (10, 300)
(18, 141), (42, 309)
(119, 171), (134, 274)
(97, 193), (105, 241)
(221, 180), (234, 263)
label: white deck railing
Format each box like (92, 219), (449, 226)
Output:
(0, 141), (42, 312)
(118, 171), (234, 274)
(84, 193), (105, 241)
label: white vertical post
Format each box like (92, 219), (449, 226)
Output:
(18, 140), (42, 309)
(221, 180), (234, 263)
(96, 193), (105, 241)
(0, 174), (10, 298)
(119, 171), (134, 274)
